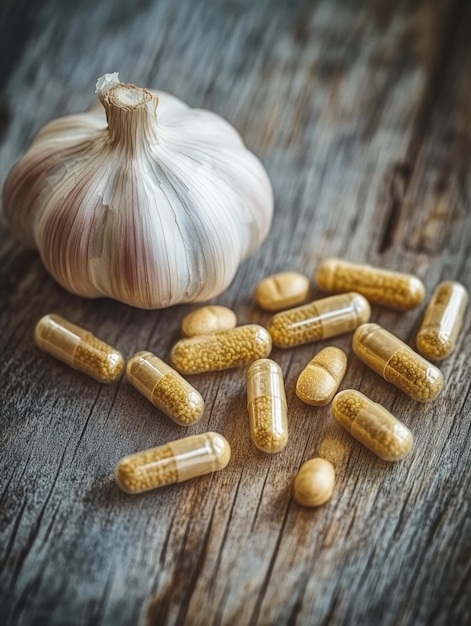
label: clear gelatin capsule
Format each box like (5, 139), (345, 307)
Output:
(171, 324), (272, 374)
(296, 346), (347, 406)
(254, 271), (310, 311)
(247, 359), (288, 453)
(115, 432), (231, 494)
(126, 351), (204, 426)
(267, 292), (370, 348)
(352, 323), (443, 402)
(315, 258), (425, 310)
(416, 281), (468, 361)
(332, 390), (413, 461)
(34, 313), (124, 383)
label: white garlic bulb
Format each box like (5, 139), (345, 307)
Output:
(3, 73), (273, 309)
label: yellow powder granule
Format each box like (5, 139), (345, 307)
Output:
(332, 390), (413, 461)
(317, 437), (349, 469)
(35, 314), (124, 384)
(316, 258), (425, 310)
(73, 333), (124, 382)
(268, 303), (323, 348)
(250, 395), (288, 453)
(385, 349), (443, 402)
(415, 331), (452, 361)
(152, 373), (204, 425)
(416, 282), (468, 361)
(171, 325), (272, 374)
(353, 324), (443, 402)
(115, 445), (178, 493)
(268, 293), (370, 348)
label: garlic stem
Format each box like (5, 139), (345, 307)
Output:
(98, 74), (159, 150)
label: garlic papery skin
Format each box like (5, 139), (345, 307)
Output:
(3, 73), (273, 309)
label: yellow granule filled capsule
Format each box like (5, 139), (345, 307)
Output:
(171, 324), (272, 374)
(181, 306), (237, 337)
(331, 389), (413, 461)
(267, 292), (370, 348)
(293, 458), (335, 506)
(115, 432), (231, 494)
(34, 314), (124, 383)
(296, 347), (347, 406)
(315, 258), (425, 310)
(254, 271), (310, 311)
(416, 281), (468, 361)
(352, 323), (443, 402)
(126, 351), (204, 426)
(247, 359), (288, 453)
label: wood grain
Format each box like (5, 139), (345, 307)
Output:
(1, 0), (470, 625)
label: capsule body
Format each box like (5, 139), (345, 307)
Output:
(126, 351), (204, 425)
(296, 347), (347, 406)
(293, 458), (335, 506)
(416, 281), (468, 361)
(352, 323), (443, 402)
(267, 292), (370, 348)
(315, 258), (425, 310)
(332, 390), (413, 461)
(171, 324), (272, 374)
(254, 271), (310, 311)
(34, 314), (124, 383)
(115, 432), (231, 494)
(247, 359), (288, 453)
(181, 306), (237, 337)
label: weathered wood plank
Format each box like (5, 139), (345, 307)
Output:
(0, 0), (470, 625)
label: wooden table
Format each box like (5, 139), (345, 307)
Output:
(1, 1), (470, 624)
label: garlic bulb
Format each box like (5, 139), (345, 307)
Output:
(3, 73), (273, 308)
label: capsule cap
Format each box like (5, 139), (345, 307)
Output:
(247, 358), (286, 407)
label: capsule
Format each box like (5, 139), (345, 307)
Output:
(332, 389), (413, 461)
(267, 292), (370, 348)
(416, 281), (468, 361)
(254, 271), (310, 311)
(247, 359), (288, 453)
(181, 306), (237, 337)
(126, 351), (204, 426)
(115, 432), (231, 494)
(34, 314), (124, 383)
(315, 258), (425, 310)
(352, 323), (443, 402)
(171, 324), (272, 374)
(296, 347), (347, 406)
(293, 458), (335, 506)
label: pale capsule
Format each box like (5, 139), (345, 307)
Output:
(315, 258), (425, 310)
(181, 306), (237, 337)
(293, 458), (335, 506)
(247, 359), (288, 453)
(115, 432), (231, 494)
(34, 314), (124, 383)
(126, 351), (204, 426)
(416, 281), (468, 361)
(254, 271), (310, 311)
(171, 324), (272, 374)
(296, 347), (347, 406)
(332, 390), (413, 461)
(267, 292), (370, 348)
(352, 323), (443, 402)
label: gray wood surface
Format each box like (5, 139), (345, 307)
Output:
(1, 0), (470, 624)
